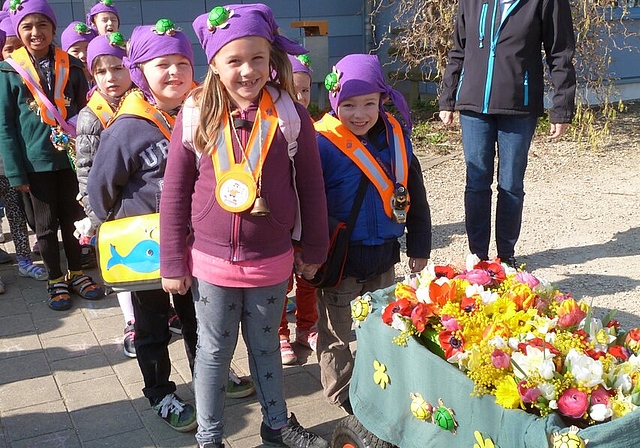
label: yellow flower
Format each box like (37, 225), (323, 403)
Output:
(373, 360), (390, 389)
(494, 375), (521, 409)
(507, 309), (538, 335)
(485, 296), (517, 322)
(473, 431), (496, 448)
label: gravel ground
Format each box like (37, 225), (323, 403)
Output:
(398, 102), (640, 329)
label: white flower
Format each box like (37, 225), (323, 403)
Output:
(415, 287), (433, 304)
(390, 314), (409, 332)
(549, 399), (558, 410)
(614, 373), (633, 393)
(538, 382), (557, 400)
(488, 336), (508, 350)
(590, 403), (613, 422)
(466, 283), (484, 297)
(466, 253), (481, 271)
(566, 348), (604, 388)
(511, 346), (556, 380)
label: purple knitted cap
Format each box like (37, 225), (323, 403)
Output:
(61, 21), (97, 52)
(0, 27), (5, 49)
(2, 1), (8, 12)
(326, 54), (412, 130)
(9, 0), (57, 35)
(86, 31), (126, 73)
(0, 16), (13, 37)
(86, 0), (119, 28)
(289, 54), (312, 79)
(192, 4), (306, 63)
(0, 10), (7, 21)
(123, 19), (194, 105)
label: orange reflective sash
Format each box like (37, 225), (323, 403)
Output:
(87, 92), (115, 129)
(211, 90), (279, 188)
(109, 90), (174, 139)
(11, 46), (71, 126)
(314, 113), (410, 219)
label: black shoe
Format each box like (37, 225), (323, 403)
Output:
(200, 443), (224, 448)
(0, 248), (12, 264)
(502, 256), (518, 269)
(339, 398), (354, 415)
(123, 321), (136, 358)
(80, 245), (97, 269)
(261, 413), (329, 448)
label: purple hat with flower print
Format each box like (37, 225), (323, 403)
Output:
(61, 21), (97, 52)
(289, 54), (312, 79)
(86, 0), (119, 28)
(86, 31), (126, 73)
(326, 54), (412, 130)
(0, 16), (14, 37)
(9, 0), (57, 35)
(192, 4), (306, 64)
(123, 19), (194, 104)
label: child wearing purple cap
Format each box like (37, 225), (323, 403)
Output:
(160, 4), (330, 448)
(87, 18), (198, 433)
(0, 16), (22, 59)
(0, 0), (104, 310)
(61, 21), (97, 82)
(278, 53), (318, 366)
(314, 54), (432, 415)
(86, 0), (119, 36)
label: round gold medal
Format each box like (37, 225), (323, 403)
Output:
(215, 168), (257, 213)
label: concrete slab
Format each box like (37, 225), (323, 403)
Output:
(1, 400), (72, 442)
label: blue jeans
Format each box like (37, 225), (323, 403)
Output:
(460, 111), (538, 260)
(192, 278), (289, 446)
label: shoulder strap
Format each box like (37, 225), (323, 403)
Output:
(6, 52), (76, 137)
(345, 175), (369, 238)
(87, 91), (116, 129)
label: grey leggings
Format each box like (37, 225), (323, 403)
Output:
(192, 277), (289, 445)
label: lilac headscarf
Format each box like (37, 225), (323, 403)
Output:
(61, 21), (97, 52)
(86, 31), (125, 73)
(0, 16), (13, 38)
(86, 0), (119, 28)
(123, 19), (194, 105)
(192, 4), (306, 64)
(326, 54), (412, 131)
(8, 0), (57, 35)
(0, 26), (5, 49)
(289, 54), (312, 79)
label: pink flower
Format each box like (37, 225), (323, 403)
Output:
(557, 388), (589, 419)
(457, 269), (493, 286)
(491, 349), (511, 369)
(590, 386), (611, 406)
(441, 315), (460, 332)
(514, 271), (540, 289)
(517, 380), (541, 403)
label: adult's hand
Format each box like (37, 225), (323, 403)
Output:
(15, 184), (30, 192)
(550, 122), (570, 139)
(439, 110), (454, 126)
(409, 257), (429, 273)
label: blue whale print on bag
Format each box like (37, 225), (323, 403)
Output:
(106, 239), (160, 273)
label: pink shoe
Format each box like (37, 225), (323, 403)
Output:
(295, 330), (318, 352)
(280, 338), (297, 365)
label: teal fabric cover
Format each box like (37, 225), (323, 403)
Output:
(350, 286), (640, 448)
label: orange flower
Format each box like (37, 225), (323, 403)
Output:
(429, 281), (455, 307)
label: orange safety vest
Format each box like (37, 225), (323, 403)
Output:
(314, 113), (410, 219)
(11, 46), (70, 127)
(86, 91), (116, 129)
(108, 89), (174, 139)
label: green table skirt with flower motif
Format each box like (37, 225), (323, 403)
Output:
(350, 286), (640, 448)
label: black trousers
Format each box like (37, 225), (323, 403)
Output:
(26, 170), (84, 279)
(132, 288), (197, 404)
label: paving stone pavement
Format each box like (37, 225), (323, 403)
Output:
(0, 232), (347, 448)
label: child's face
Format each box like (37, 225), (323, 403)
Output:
(337, 92), (381, 136)
(293, 72), (311, 108)
(93, 12), (119, 35)
(212, 36), (271, 109)
(2, 36), (24, 60)
(17, 14), (54, 59)
(67, 41), (89, 65)
(93, 55), (130, 98)
(141, 54), (193, 111)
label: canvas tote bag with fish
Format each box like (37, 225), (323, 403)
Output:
(96, 213), (161, 291)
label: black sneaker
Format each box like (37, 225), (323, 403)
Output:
(168, 305), (182, 335)
(151, 393), (197, 432)
(200, 443), (224, 448)
(123, 321), (136, 358)
(80, 245), (97, 269)
(261, 413), (329, 448)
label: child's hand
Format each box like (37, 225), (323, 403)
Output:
(162, 276), (192, 295)
(293, 252), (320, 280)
(409, 257), (428, 273)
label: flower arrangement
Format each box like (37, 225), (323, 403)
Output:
(381, 255), (640, 426)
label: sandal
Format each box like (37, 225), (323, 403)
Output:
(48, 282), (72, 310)
(68, 275), (105, 300)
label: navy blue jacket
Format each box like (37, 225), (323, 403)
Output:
(317, 113), (432, 280)
(439, 0), (576, 123)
